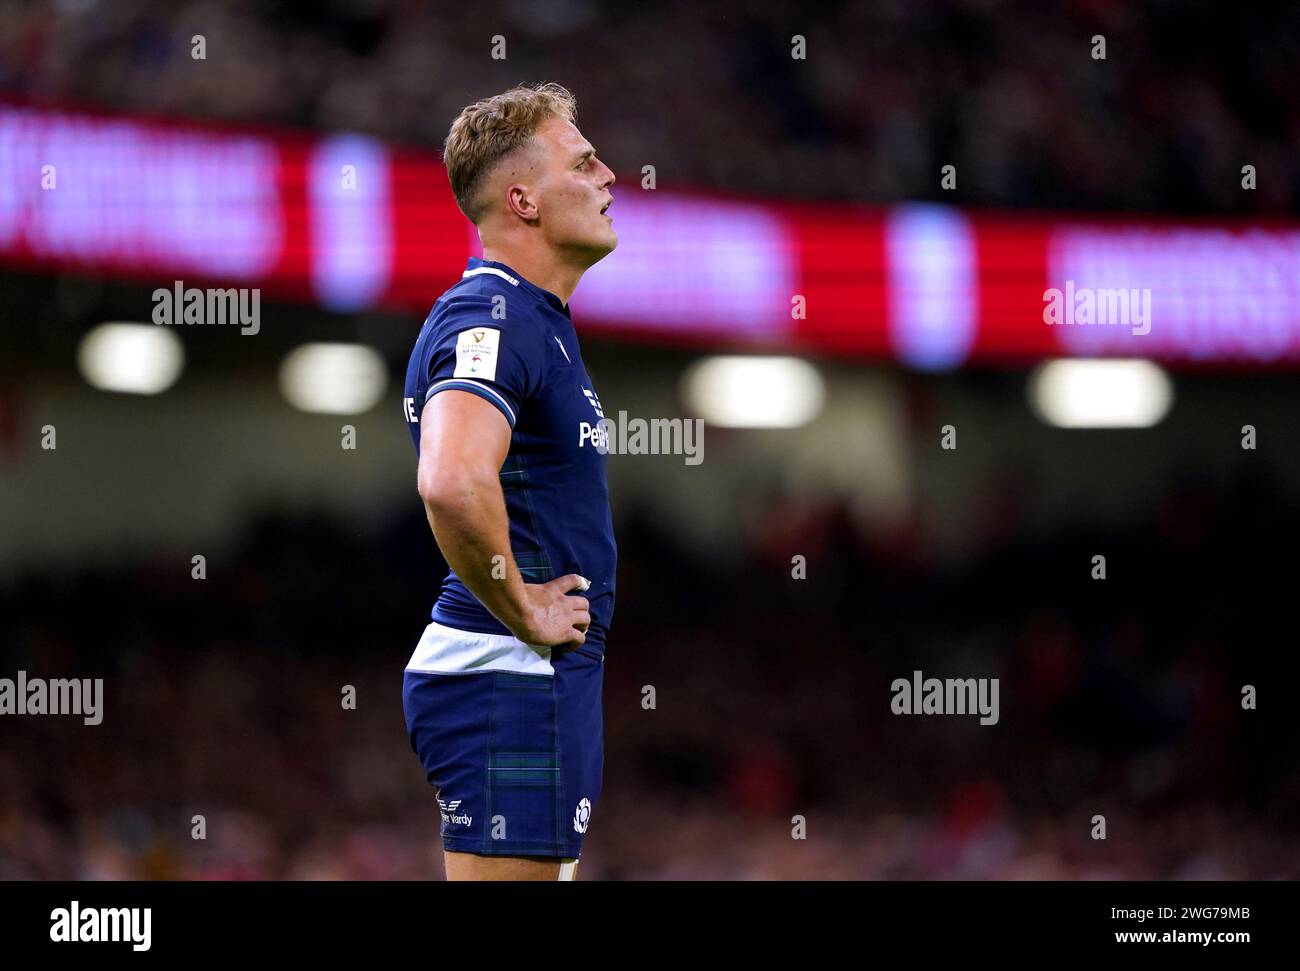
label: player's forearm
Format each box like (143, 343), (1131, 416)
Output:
(420, 475), (532, 635)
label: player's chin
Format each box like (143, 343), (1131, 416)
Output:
(570, 230), (616, 265)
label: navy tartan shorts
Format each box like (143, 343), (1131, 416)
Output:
(403, 644), (605, 859)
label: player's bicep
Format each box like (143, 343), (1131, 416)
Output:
(417, 389), (511, 501)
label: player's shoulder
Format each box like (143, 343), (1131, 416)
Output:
(428, 272), (544, 347)
(423, 276), (546, 376)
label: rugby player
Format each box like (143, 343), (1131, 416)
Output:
(401, 83), (618, 881)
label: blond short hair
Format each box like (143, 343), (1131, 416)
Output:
(443, 82), (577, 223)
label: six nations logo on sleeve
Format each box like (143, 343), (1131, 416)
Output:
(454, 327), (501, 381)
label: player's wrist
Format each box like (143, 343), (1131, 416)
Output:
(504, 620), (541, 645)
(488, 583), (537, 642)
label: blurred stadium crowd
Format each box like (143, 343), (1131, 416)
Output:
(2, 0), (1298, 214)
(2, 467), (1296, 879)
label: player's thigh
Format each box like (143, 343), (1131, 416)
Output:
(444, 851), (570, 880)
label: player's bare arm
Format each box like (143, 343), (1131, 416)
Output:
(417, 389), (591, 648)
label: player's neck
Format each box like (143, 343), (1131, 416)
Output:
(480, 245), (584, 307)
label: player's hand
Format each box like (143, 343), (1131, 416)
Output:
(515, 574), (591, 648)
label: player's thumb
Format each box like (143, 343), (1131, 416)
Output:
(549, 573), (591, 594)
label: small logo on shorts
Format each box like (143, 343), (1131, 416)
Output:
(573, 797), (592, 834)
(437, 797), (473, 827)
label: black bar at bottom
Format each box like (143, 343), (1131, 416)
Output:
(0, 880), (1290, 958)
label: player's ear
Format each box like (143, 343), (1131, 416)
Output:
(505, 182), (539, 222)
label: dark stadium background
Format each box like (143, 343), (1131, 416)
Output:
(2, 0), (1299, 879)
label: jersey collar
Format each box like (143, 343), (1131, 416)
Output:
(464, 257), (572, 319)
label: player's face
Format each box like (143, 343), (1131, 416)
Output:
(531, 117), (617, 264)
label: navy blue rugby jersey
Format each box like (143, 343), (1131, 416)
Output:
(402, 256), (616, 650)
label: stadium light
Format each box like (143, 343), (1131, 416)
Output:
(682, 355), (825, 428)
(77, 323), (184, 395)
(1029, 359), (1173, 428)
(279, 342), (388, 414)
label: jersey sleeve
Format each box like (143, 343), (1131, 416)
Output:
(422, 293), (542, 429)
